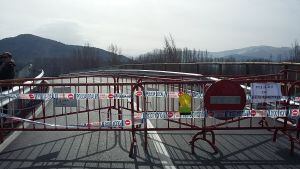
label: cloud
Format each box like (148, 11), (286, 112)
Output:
(34, 20), (86, 45)
(1, 0), (300, 56)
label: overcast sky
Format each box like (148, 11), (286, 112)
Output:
(0, 0), (299, 56)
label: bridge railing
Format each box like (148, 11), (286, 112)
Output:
(116, 62), (300, 77)
(0, 70), (45, 107)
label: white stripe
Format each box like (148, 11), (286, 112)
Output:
(0, 100), (50, 152)
(147, 120), (176, 169)
(133, 98), (176, 169)
(0, 86), (51, 153)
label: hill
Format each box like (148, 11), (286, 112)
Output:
(0, 34), (130, 75)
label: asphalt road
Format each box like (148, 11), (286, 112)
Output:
(0, 76), (299, 169)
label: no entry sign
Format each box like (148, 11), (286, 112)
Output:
(204, 80), (246, 119)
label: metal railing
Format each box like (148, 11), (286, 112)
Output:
(116, 62), (300, 77)
(0, 69), (299, 158)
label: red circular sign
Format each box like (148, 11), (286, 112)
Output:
(125, 120), (131, 125)
(108, 93), (114, 99)
(168, 112), (174, 118)
(29, 93), (35, 99)
(68, 93), (74, 99)
(204, 80), (246, 111)
(136, 91), (142, 96)
(251, 110), (256, 116)
(204, 80), (246, 120)
(292, 109), (299, 117)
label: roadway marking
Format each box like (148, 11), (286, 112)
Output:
(131, 98), (176, 169)
(0, 100), (50, 153)
(147, 120), (176, 169)
(109, 85), (176, 168)
(0, 87), (52, 153)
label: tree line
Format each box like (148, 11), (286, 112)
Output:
(32, 44), (124, 76)
(135, 35), (237, 63)
(291, 40), (300, 62)
(135, 35), (300, 64)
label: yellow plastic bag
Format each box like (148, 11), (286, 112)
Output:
(179, 93), (191, 115)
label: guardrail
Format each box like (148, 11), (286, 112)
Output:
(116, 62), (300, 77)
(0, 70), (45, 106)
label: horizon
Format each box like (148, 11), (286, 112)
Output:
(0, 33), (292, 57)
(1, 0), (299, 56)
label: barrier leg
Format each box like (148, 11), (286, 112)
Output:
(273, 129), (279, 142)
(144, 119), (148, 152)
(129, 131), (137, 158)
(290, 139), (295, 155)
(144, 130), (148, 152)
(259, 117), (270, 131)
(0, 117), (3, 143)
(190, 130), (218, 154)
(0, 130), (3, 143)
(210, 130), (216, 145)
(107, 108), (111, 121)
(274, 129), (297, 155)
(190, 131), (203, 154)
(297, 119), (300, 139)
(118, 108), (122, 121)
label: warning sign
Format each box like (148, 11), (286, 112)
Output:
(251, 83), (282, 103)
(179, 93), (192, 115)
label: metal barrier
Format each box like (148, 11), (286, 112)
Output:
(0, 69), (299, 158)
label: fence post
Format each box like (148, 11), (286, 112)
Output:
(179, 63), (181, 72)
(245, 64), (250, 75)
(218, 63), (223, 75)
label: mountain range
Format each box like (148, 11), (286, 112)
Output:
(211, 46), (291, 61)
(0, 34), (292, 75)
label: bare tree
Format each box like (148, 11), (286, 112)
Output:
(290, 40), (300, 62)
(163, 34), (180, 63)
(108, 43), (121, 65)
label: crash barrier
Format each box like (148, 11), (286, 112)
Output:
(0, 69), (299, 158)
(0, 70), (45, 105)
(0, 70), (46, 121)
